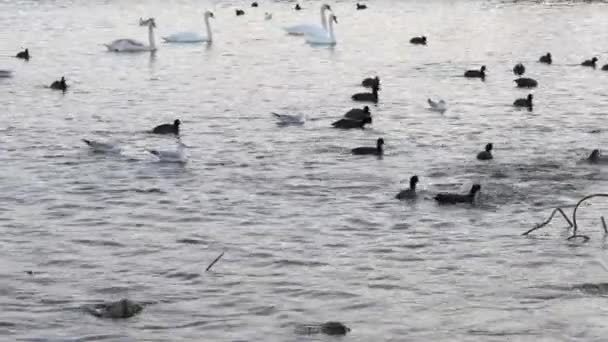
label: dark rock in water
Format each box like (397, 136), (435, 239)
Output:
(86, 299), (143, 319)
(296, 321), (351, 336)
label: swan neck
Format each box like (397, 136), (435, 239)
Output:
(328, 18), (335, 41)
(148, 24), (156, 50)
(205, 16), (212, 42)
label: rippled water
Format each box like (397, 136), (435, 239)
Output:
(1, 0), (608, 340)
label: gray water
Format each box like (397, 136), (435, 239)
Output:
(1, 0), (608, 340)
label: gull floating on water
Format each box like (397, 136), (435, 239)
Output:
(148, 142), (188, 163)
(82, 139), (122, 154)
(427, 98), (447, 113)
(272, 112), (305, 126)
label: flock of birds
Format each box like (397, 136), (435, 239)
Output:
(2, 2), (608, 207)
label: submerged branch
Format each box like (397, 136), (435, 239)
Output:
(205, 252), (225, 272)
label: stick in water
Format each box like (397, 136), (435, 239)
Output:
(206, 252), (225, 272)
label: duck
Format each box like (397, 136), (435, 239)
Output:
(427, 98), (447, 113)
(476, 143), (493, 160)
(587, 149), (608, 164)
(50, 76), (68, 91)
(351, 84), (379, 103)
(361, 76), (380, 88)
(581, 57), (598, 68)
(343, 106), (370, 120)
(514, 77), (538, 88)
(356, 3), (367, 10)
(434, 184), (481, 204)
(352, 138), (384, 156)
(513, 63), (525, 76)
(235, 9), (245, 16)
(513, 94), (533, 109)
(294, 3), (302, 10)
(331, 117), (372, 129)
(16, 48), (30, 60)
(539, 53), (552, 64)
(82, 139), (121, 153)
(251, 2), (258, 7)
(410, 36), (426, 45)
(464, 65), (486, 79)
(602, 64), (608, 71)
(152, 119), (180, 135)
(396, 176), (419, 200)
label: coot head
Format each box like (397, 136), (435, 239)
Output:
(410, 175), (419, 188)
(589, 149), (600, 161)
(592, 57), (598, 63)
(527, 94), (533, 101)
(376, 138), (384, 147)
(470, 184), (482, 194)
(485, 143), (493, 152)
(480, 65), (486, 72)
(363, 106), (370, 113)
(174, 119), (181, 126)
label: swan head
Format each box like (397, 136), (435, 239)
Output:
(322, 4), (332, 10)
(140, 18), (156, 28)
(205, 11), (214, 19)
(330, 14), (338, 23)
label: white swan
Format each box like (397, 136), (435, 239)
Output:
(148, 142), (187, 163)
(82, 139), (122, 153)
(305, 14), (337, 46)
(272, 112), (305, 126)
(163, 11), (214, 43)
(105, 18), (157, 52)
(284, 3), (331, 36)
(427, 98), (447, 113)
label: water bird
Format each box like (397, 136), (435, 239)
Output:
(434, 184), (481, 204)
(82, 139), (121, 153)
(514, 77), (538, 88)
(464, 65), (486, 79)
(86, 299), (143, 319)
(351, 138), (384, 156)
(297, 322), (351, 336)
(105, 18), (157, 52)
(251, 2), (258, 7)
(272, 112), (305, 126)
(162, 11), (214, 43)
(513, 63), (525, 76)
(539, 53), (552, 64)
(16, 48), (29, 60)
(284, 4), (331, 36)
(361, 76), (380, 88)
(265, 12), (273, 20)
(149, 142), (187, 163)
(50, 76), (67, 91)
(513, 94), (533, 109)
(235, 9), (245, 16)
(427, 98), (447, 113)
(581, 57), (598, 68)
(295, 4), (302, 10)
(410, 36), (426, 45)
(476, 143), (493, 160)
(396, 176), (419, 200)
(356, 3), (367, 10)
(305, 14), (338, 46)
(331, 117), (372, 129)
(351, 83), (378, 103)
(152, 119), (180, 135)
(602, 64), (608, 71)
(588, 149), (608, 164)
(344, 106), (370, 120)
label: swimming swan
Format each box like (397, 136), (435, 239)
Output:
(284, 4), (332, 36)
(163, 11), (214, 43)
(105, 18), (157, 52)
(305, 14), (337, 46)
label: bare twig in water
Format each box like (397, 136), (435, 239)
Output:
(523, 193), (608, 241)
(205, 252), (225, 272)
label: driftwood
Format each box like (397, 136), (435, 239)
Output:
(523, 194), (608, 241)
